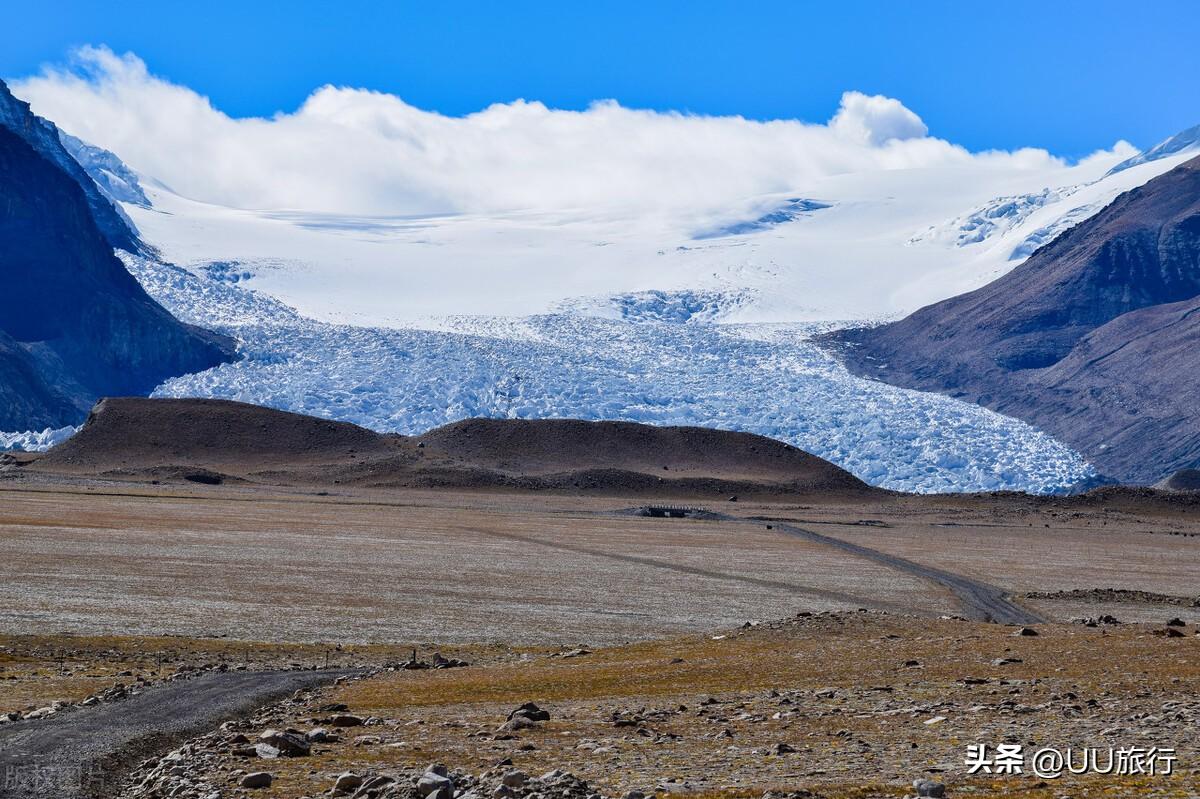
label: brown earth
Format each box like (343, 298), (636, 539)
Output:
(24, 397), (874, 497)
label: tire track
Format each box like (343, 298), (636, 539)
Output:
(475, 527), (924, 615)
(731, 516), (1043, 624)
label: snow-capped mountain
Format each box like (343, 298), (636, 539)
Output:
(1107, 123), (1200, 175)
(120, 148), (1194, 327)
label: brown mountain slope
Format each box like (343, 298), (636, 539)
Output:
(31, 397), (874, 497)
(833, 155), (1200, 484)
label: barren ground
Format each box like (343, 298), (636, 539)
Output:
(1, 479), (1198, 797)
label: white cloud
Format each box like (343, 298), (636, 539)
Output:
(10, 46), (1130, 217)
(829, 90), (928, 146)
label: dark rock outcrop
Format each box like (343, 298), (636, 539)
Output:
(0, 80), (141, 253)
(834, 155), (1200, 484)
(0, 92), (233, 431)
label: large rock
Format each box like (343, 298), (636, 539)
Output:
(419, 764), (455, 799)
(240, 771), (273, 789)
(258, 728), (310, 756)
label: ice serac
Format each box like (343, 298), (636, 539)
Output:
(0, 98), (235, 431)
(58, 130), (151, 208)
(834, 155), (1200, 484)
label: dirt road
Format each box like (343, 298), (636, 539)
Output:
(743, 517), (1044, 624)
(0, 669), (355, 799)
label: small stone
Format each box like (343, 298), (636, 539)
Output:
(240, 772), (273, 789)
(332, 772), (363, 795)
(499, 715), (540, 732)
(254, 743), (280, 759)
(1013, 626), (1039, 636)
(501, 771), (527, 788)
(259, 730), (310, 757)
(330, 714), (364, 727)
(508, 702), (550, 722)
(418, 768), (454, 799)
(912, 778), (945, 798)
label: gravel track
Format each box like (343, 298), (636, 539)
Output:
(0, 669), (355, 799)
(740, 516), (1045, 624)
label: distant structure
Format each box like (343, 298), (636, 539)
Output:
(641, 505), (710, 518)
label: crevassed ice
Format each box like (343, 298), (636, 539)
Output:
(120, 254), (1096, 495)
(0, 425), (78, 452)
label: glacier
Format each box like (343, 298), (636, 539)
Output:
(118, 253), (1096, 495)
(0, 425), (78, 452)
(47, 127), (1200, 494)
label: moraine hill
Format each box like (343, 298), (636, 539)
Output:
(30, 397), (876, 497)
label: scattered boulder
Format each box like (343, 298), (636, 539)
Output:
(330, 713), (364, 727)
(253, 743), (280, 759)
(508, 702), (550, 722)
(1013, 626), (1039, 636)
(240, 771), (273, 789)
(499, 715), (540, 732)
(1166, 617), (1186, 627)
(331, 772), (363, 795)
(419, 764), (455, 799)
(433, 652), (469, 669)
(500, 770), (527, 788)
(259, 729), (310, 756)
(913, 778), (946, 798)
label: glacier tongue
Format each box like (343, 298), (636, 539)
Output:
(120, 253), (1095, 495)
(0, 425), (79, 452)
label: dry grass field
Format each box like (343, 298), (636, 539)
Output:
(0, 483), (961, 645)
(92, 613), (1200, 799)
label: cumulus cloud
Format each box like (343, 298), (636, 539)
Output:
(829, 91), (928, 146)
(9, 46), (1128, 217)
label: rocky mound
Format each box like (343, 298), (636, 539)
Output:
(1156, 468), (1200, 492)
(41, 398), (401, 473)
(417, 417), (857, 486)
(833, 155), (1200, 484)
(34, 398), (873, 496)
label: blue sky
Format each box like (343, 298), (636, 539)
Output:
(4, 1), (1198, 157)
